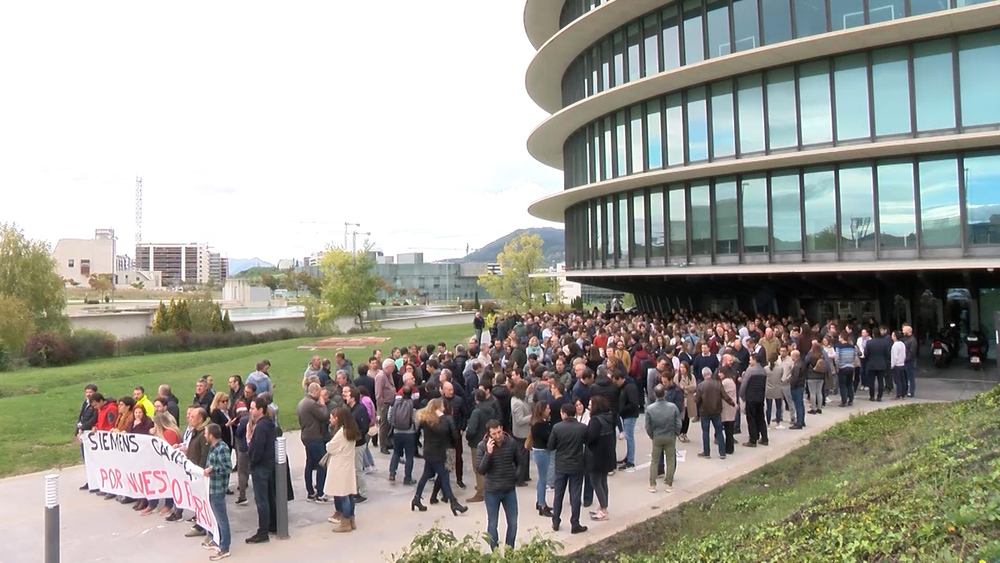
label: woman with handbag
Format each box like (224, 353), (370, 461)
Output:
(325, 407), (360, 533)
(410, 398), (468, 516)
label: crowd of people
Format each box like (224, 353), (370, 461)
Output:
(75, 306), (920, 556)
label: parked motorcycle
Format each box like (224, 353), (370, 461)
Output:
(966, 330), (989, 370)
(932, 323), (960, 368)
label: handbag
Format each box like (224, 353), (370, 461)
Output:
(318, 452), (331, 468)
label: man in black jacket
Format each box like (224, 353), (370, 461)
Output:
(442, 381), (467, 489)
(475, 420), (520, 551)
(547, 403), (589, 534)
(344, 387), (370, 503)
(864, 326), (891, 402)
(77, 383), (99, 490)
(246, 397), (277, 544)
(466, 388), (499, 503)
(614, 373), (640, 471)
(492, 374), (513, 434)
(738, 353), (769, 447)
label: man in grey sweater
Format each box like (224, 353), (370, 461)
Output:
(645, 384), (682, 492)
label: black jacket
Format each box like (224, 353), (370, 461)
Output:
(618, 379), (641, 419)
(547, 418), (588, 475)
(350, 402), (370, 447)
(587, 413), (617, 473)
(492, 384), (513, 433)
(77, 400), (97, 434)
(865, 336), (891, 371)
(454, 353), (469, 380)
(589, 375), (620, 415)
(466, 398), (501, 447)
(444, 394), (467, 431)
(249, 416), (277, 469)
(354, 374), (376, 400)
(789, 359), (806, 389)
(422, 417), (458, 463)
(475, 432), (520, 492)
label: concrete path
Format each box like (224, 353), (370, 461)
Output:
(0, 377), (993, 563)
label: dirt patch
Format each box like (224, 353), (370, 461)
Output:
(298, 336), (389, 350)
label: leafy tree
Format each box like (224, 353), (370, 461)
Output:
(259, 271), (279, 292)
(0, 224), (68, 332)
(477, 233), (556, 310)
(282, 268), (299, 293)
(174, 299), (192, 331)
(152, 301), (170, 333)
(318, 246), (383, 330)
(296, 270), (323, 298)
(473, 291), (480, 310)
(131, 281), (145, 290)
(622, 293), (636, 309)
(165, 299), (178, 331)
(222, 310), (234, 332)
(0, 294), (35, 353)
(88, 273), (113, 300)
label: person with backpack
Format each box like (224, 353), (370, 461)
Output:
(388, 385), (418, 485)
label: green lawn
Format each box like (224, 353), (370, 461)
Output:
(567, 390), (1000, 562)
(0, 324), (473, 478)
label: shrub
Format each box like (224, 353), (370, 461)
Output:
(0, 341), (10, 372)
(118, 327), (303, 357)
(390, 526), (560, 563)
(67, 329), (116, 361)
(25, 332), (77, 367)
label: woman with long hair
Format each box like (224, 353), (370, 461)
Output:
(675, 362), (696, 443)
(529, 400), (553, 517)
(209, 393), (233, 451)
(143, 413), (182, 516)
(326, 407), (360, 533)
(510, 380), (531, 487)
(410, 398), (468, 516)
(586, 395), (616, 521)
(126, 404), (154, 511)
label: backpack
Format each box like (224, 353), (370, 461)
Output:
(392, 399), (414, 431)
(814, 356), (826, 374)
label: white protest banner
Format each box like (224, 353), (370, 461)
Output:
(82, 431), (219, 545)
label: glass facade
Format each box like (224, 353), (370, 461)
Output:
(559, 0), (989, 108)
(563, 151), (1000, 269)
(564, 31), (1000, 189)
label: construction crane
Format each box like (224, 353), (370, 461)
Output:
(135, 176), (142, 248)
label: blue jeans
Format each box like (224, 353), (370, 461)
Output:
(390, 432), (416, 481)
(734, 406), (741, 433)
(531, 448), (550, 508)
(700, 414), (725, 456)
(791, 387), (806, 427)
(904, 360), (916, 396)
(765, 399), (783, 423)
(623, 416), (637, 465)
(251, 465), (273, 536)
(334, 494), (355, 518)
(415, 460), (453, 502)
(303, 439), (327, 497)
(209, 493), (231, 552)
(484, 489), (518, 550)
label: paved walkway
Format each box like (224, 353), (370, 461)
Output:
(0, 377), (993, 563)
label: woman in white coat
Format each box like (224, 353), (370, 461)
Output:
(325, 407), (360, 533)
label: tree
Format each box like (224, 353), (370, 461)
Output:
(318, 246), (383, 330)
(282, 268), (299, 293)
(165, 299), (178, 331)
(473, 291), (480, 310)
(296, 270), (323, 298)
(477, 233), (557, 310)
(210, 304), (223, 333)
(88, 273), (113, 300)
(131, 281), (145, 290)
(222, 310), (235, 332)
(259, 271), (279, 292)
(0, 224), (68, 332)
(174, 299), (192, 331)
(152, 301), (170, 333)
(0, 294), (35, 353)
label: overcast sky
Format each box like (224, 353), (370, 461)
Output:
(0, 1), (562, 264)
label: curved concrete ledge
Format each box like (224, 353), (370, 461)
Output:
(526, 3), (1000, 170)
(527, 130), (1000, 222)
(524, 0), (565, 51)
(527, 0), (670, 114)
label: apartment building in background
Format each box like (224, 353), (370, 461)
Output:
(53, 229), (117, 286)
(134, 242), (217, 286)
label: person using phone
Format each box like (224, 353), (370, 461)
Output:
(475, 419), (521, 552)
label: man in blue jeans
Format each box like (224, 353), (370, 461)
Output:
(246, 397), (277, 544)
(203, 423), (233, 560)
(694, 367), (733, 459)
(476, 420), (520, 551)
(296, 383), (330, 502)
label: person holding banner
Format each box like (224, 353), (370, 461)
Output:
(325, 407), (359, 533)
(204, 423), (233, 559)
(144, 413), (182, 516)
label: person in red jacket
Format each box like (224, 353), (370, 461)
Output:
(90, 393), (118, 431)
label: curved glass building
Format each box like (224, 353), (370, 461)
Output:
(525, 0), (1000, 327)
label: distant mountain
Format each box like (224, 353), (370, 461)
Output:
(228, 257), (275, 276)
(459, 227), (564, 265)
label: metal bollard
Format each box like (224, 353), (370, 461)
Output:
(44, 474), (60, 563)
(275, 437), (289, 539)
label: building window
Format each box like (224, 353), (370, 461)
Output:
(958, 30), (1000, 128)
(803, 168), (837, 251)
(761, 0), (793, 46)
(668, 186), (688, 259)
(714, 178), (739, 254)
(741, 176), (769, 253)
(918, 156), (961, 247)
(650, 189), (666, 259)
(868, 0), (904, 24)
(737, 74), (766, 153)
(913, 39), (956, 132)
(690, 182), (712, 255)
(964, 151), (1000, 246)
(770, 172), (803, 252)
(68, 259), (74, 268)
(831, 0), (865, 31)
(710, 80), (736, 158)
(833, 53), (871, 140)
(731, 0), (760, 52)
(687, 87), (710, 162)
(838, 164), (876, 250)
(633, 191), (647, 260)
(876, 161), (917, 248)
(766, 67), (798, 150)
(80, 260), (91, 276)
(682, 0), (705, 65)
(798, 60), (833, 145)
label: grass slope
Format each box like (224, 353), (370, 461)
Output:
(570, 391), (1000, 562)
(0, 324), (472, 478)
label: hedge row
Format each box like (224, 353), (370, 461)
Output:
(21, 328), (307, 368)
